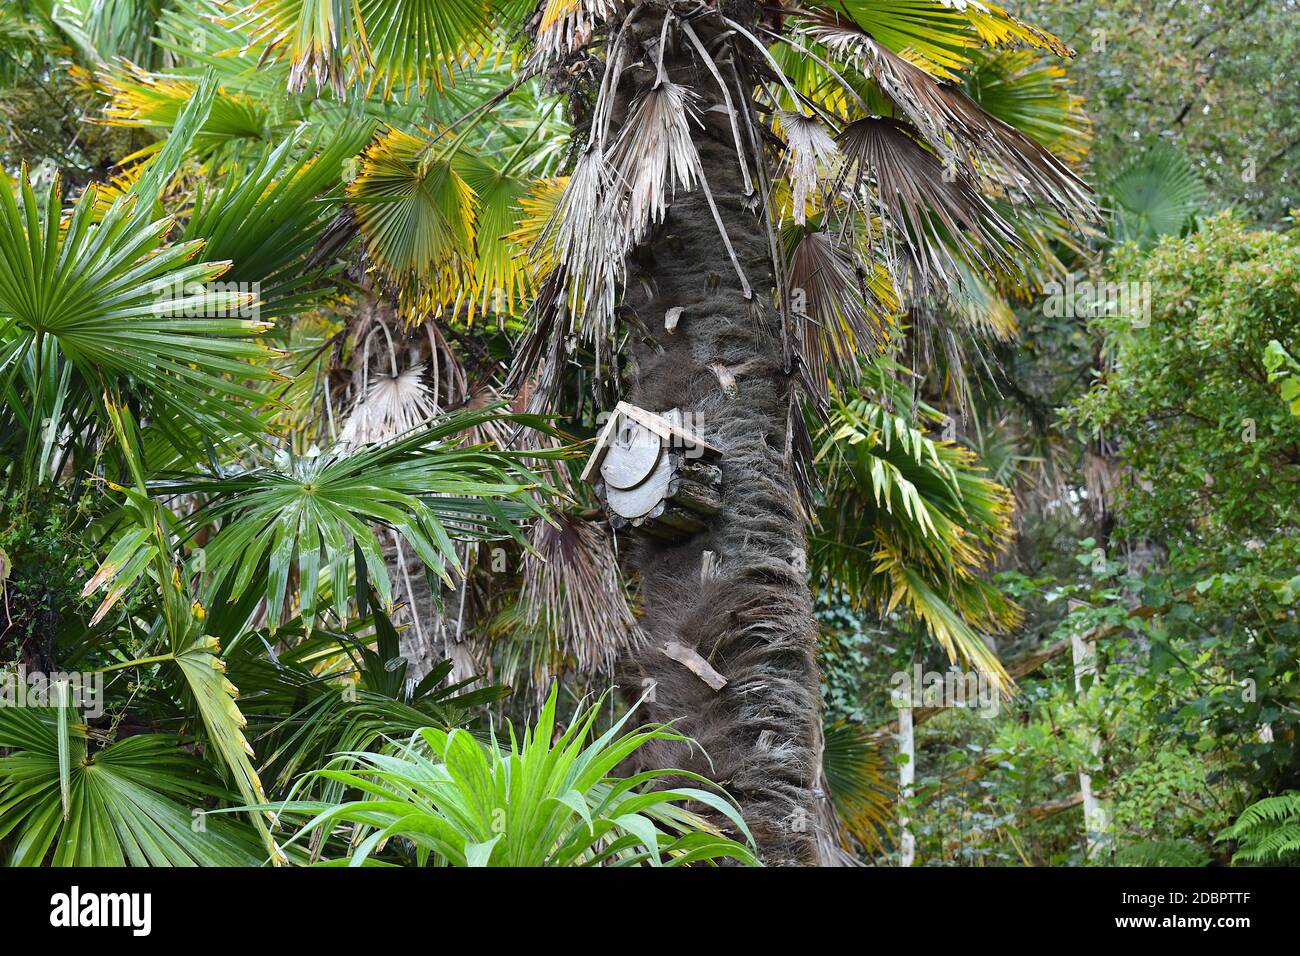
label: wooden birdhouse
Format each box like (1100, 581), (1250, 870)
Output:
(582, 402), (722, 538)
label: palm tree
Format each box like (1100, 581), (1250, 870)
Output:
(500, 1), (1092, 864)
(1, 0), (1095, 865)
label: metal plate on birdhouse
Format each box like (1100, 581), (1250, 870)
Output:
(600, 419), (662, 490)
(604, 449), (674, 520)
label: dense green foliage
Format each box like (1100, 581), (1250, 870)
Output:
(1021, 0), (1300, 223)
(1, 0), (1296, 870)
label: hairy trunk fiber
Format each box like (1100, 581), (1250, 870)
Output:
(617, 50), (822, 865)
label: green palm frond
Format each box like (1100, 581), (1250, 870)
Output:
(454, 149), (540, 321)
(799, 1), (1071, 81)
(95, 63), (275, 161)
(822, 719), (894, 853)
(157, 406), (565, 629)
(347, 126), (478, 320)
(154, 0), (281, 77)
(0, 164), (277, 458)
(48, 0), (166, 67)
(0, 708), (263, 866)
(227, 606), (509, 796)
(180, 122), (374, 319)
(1105, 142), (1207, 246)
(79, 464), (279, 858)
(345, 88), (568, 324)
(962, 48), (1090, 163)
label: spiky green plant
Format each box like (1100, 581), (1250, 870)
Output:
(264, 685), (759, 866)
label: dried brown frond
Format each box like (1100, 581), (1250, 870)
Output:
(801, 14), (1094, 224)
(338, 363), (438, 448)
(522, 514), (643, 674)
(787, 229), (893, 398)
(532, 148), (627, 350)
(837, 117), (1025, 297)
(533, 0), (622, 68)
(777, 110), (841, 225)
(607, 80), (704, 243)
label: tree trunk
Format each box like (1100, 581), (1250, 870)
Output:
(616, 43), (822, 866)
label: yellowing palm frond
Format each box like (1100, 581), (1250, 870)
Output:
(812, 355), (1019, 692)
(453, 151), (536, 321)
(348, 127), (478, 322)
(799, 0), (1071, 81)
(962, 48), (1091, 164)
(822, 719), (895, 853)
(508, 175), (567, 279)
(94, 62), (271, 156)
(231, 0), (496, 96)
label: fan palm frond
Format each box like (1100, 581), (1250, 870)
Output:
(799, 1), (1071, 80)
(837, 116), (1026, 296)
(348, 126), (478, 320)
(0, 709), (264, 866)
(1105, 142), (1207, 247)
(181, 123), (374, 319)
(534, 0), (620, 67)
(777, 110), (841, 224)
(0, 167), (277, 458)
(821, 718), (894, 853)
(608, 80), (703, 244)
(800, 14), (1092, 223)
(159, 406), (564, 629)
(231, 0), (496, 96)
(961, 48), (1090, 164)
(94, 63), (273, 160)
(338, 363), (439, 448)
(785, 225), (895, 397)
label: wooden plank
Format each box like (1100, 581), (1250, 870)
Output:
(618, 402), (719, 456)
(579, 405), (631, 483)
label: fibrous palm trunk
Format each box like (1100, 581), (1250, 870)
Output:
(615, 44), (822, 866)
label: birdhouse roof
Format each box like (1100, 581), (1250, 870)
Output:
(580, 401), (719, 483)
